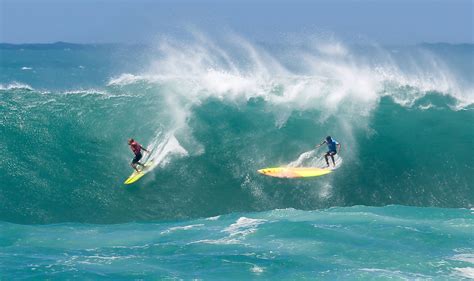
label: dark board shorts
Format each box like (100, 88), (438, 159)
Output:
(132, 152), (142, 164)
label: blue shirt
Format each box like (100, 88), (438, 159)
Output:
(326, 138), (339, 152)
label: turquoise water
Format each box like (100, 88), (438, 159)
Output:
(1, 40), (473, 279)
(1, 206), (473, 280)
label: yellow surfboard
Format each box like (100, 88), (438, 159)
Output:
(257, 167), (332, 178)
(124, 161), (154, 185)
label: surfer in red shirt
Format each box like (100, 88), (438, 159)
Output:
(128, 138), (149, 172)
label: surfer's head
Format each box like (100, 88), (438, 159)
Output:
(326, 136), (332, 142)
(128, 138), (134, 145)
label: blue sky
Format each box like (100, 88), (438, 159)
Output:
(0, 0), (472, 44)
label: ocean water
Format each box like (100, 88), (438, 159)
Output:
(1, 206), (473, 280)
(1, 38), (473, 279)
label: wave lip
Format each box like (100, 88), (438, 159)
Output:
(0, 82), (33, 91)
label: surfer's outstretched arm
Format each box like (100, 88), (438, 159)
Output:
(316, 140), (327, 148)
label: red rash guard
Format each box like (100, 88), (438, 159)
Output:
(130, 142), (141, 155)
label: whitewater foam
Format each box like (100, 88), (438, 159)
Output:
(453, 267), (474, 279)
(0, 82), (33, 91)
(109, 33), (473, 111)
(144, 132), (189, 173)
(160, 224), (204, 235)
(105, 34), (472, 171)
(287, 148), (343, 169)
(205, 215), (221, 221)
(63, 89), (111, 96)
(223, 217), (267, 237)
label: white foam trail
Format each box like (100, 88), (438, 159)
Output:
(287, 149), (317, 167)
(144, 132), (188, 172)
(288, 148), (343, 169)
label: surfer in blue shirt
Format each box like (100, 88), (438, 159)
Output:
(316, 136), (341, 167)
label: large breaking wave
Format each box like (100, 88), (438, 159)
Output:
(0, 34), (473, 224)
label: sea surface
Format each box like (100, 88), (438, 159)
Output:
(1, 38), (473, 279)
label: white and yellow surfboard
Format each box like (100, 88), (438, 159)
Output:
(124, 161), (154, 185)
(257, 167), (332, 178)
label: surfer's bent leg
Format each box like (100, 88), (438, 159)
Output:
(330, 151), (337, 166)
(132, 152), (143, 171)
(324, 152), (330, 167)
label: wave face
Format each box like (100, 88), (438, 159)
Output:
(0, 38), (473, 224)
(1, 205), (473, 280)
